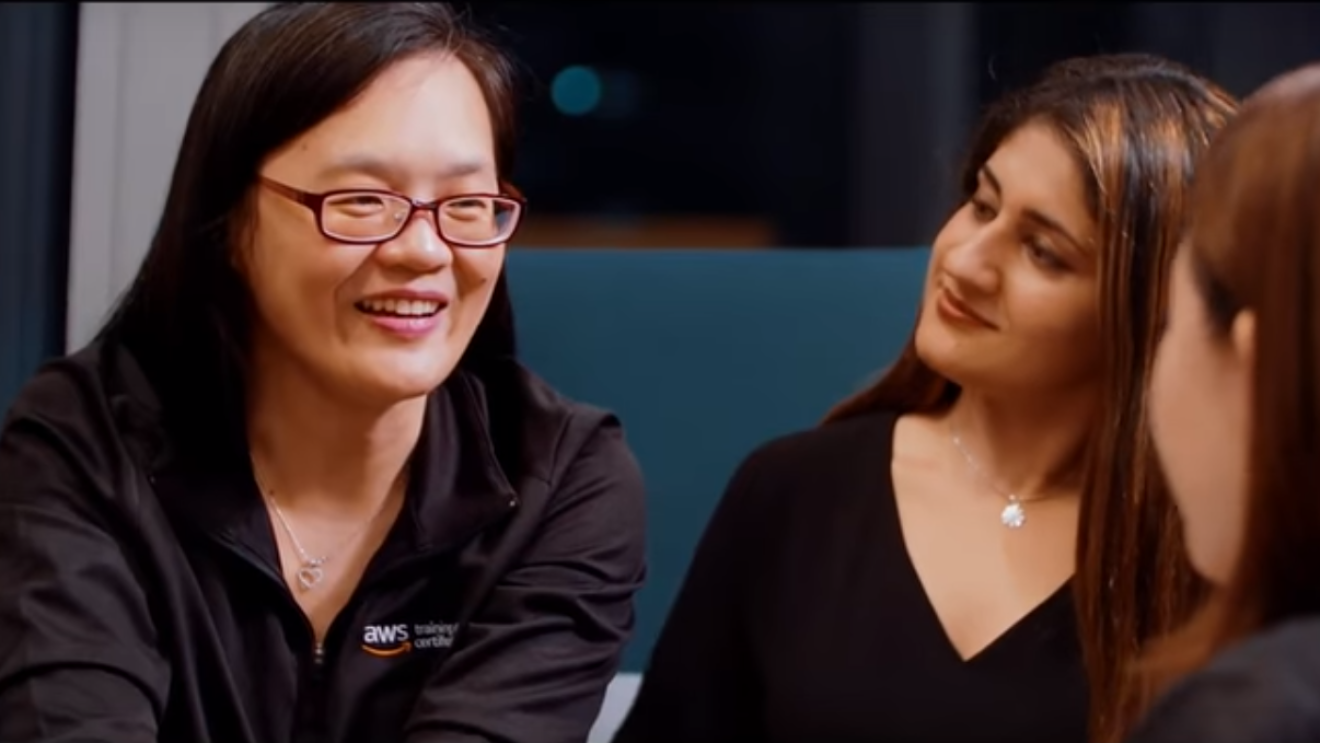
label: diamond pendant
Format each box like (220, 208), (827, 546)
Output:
(296, 558), (326, 591)
(1000, 498), (1026, 529)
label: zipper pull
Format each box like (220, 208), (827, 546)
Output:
(313, 641), (326, 668)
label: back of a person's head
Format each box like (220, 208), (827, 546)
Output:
(100, 2), (521, 451)
(1183, 62), (1320, 625)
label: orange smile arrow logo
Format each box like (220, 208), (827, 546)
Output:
(361, 641), (412, 658)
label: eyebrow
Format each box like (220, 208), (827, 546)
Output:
(980, 165), (1091, 254)
(315, 154), (493, 184)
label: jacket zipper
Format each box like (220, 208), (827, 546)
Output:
(209, 496), (517, 740)
(216, 539), (332, 742)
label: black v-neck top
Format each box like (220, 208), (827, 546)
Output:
(615, 410), (1087, 743)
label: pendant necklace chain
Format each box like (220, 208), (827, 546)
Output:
(949, 419), (1030, 530)
(251, 460), (401, 591)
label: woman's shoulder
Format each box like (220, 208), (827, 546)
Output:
(1129, 617), (1320, 742)
(3, 337), (141, 438)
(1, 338), (156, 507)
(458, 359), (638, 488)
(696, 407), (903, 539)
(736, 407), (900, 487)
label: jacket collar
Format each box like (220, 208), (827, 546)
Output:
(104, 340), (518, 562)
(394, 372), (519, 556)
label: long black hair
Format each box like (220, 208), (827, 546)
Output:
(99, 3), (521, 456)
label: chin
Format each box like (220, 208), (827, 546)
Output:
(1183, 518), (1240, 587)
(351, 352), (461, 405)
(913, 315), (971, 384)
(1186, 542), (1230, 587)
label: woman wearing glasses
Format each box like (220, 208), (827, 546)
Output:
(0, 4), (645, 743)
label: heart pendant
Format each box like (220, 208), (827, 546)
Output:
(296, 564), (325, 590)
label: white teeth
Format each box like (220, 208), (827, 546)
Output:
(358, 298), (441, 316)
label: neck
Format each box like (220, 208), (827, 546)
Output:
(245, 355), (425, 510)
(942, 385), (1096, 499)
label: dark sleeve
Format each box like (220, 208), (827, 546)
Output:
(0, 402), (169, 741)
(404, 417), (647, 743)
(612, 446), (773, 743)
(1126, 662), (1320, 743)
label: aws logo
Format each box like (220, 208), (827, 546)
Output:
(361, 620), (458, 658)
(361, 623), (413, 657)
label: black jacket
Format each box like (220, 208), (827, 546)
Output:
(0, 339), (647, 743)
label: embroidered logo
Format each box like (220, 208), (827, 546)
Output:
(361, 620), (458, 657)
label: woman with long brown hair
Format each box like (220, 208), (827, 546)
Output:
(614, 54), (1236, 743)
(1126, 62), (1320, 742)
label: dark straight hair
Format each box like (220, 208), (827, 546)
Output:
(98, 2), (522, 458)
(823, 54), (1238, 742)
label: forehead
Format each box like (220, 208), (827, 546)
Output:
(983, 122), (1094, 235)
(275, 53), (497, 184)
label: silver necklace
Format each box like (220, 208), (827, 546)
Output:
(252, 464), (399, 591)
(949, 420), (1028, 529)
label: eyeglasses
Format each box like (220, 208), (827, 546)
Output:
(259, 176), (525, 247)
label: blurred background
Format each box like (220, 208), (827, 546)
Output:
(7, 2), (1320, 410)
(467, 1), (1320, 250)
(2, 4), (1319, 737)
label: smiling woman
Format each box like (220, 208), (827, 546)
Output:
(0, 5), (645, 743)
(616, 53), (1237, 743)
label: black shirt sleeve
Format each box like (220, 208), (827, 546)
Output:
(403, 416), (647, 743)
(612, 444), (777, 743)
(1126, 624), (1320, 743)
(0, 381), (170, 742)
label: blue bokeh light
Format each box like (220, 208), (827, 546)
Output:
(551, 65), (603, 117)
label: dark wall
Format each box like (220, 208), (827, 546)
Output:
(467, 2), (1320, 250)
(4, 3), (1319, 415)
(0, 3), (79, 414)
(470, 2), (858, 247)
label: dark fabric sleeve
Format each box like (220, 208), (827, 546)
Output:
(0, 392), (169, 742)
(611, 446), (774, 743)
(1126, 643), (1320, 743)
(404, 417), (647, 743)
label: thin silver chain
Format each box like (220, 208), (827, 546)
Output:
(948, 417), (1033, 529)
(949, 418), (1021, 504)
(251, 460), (401, 588)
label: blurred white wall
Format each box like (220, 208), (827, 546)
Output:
(67, 2), (269, 350)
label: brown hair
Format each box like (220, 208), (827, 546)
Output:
(1144, 62), (1320, 689)
(824, 54), (1238, 742)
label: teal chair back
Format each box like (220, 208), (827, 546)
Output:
(504, 247), (930, 671)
